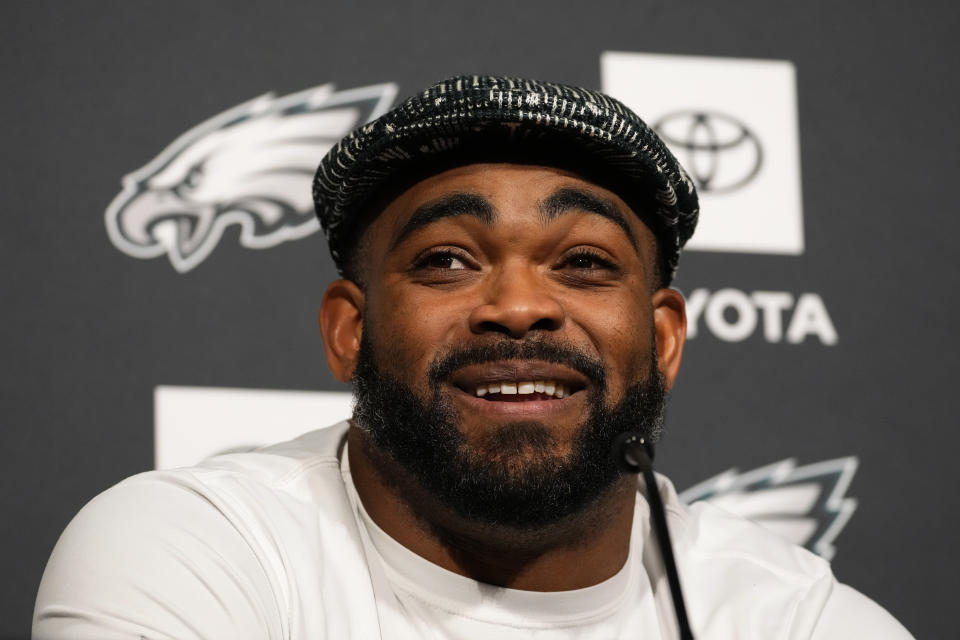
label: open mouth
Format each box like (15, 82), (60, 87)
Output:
(450, 361), (589, 403)
(475, 380), (572, 401)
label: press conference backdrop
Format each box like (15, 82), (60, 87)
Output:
(3, 2), (956, 637)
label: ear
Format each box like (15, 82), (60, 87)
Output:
(651, 288), (687, 391)
(319, 279), (365, 382)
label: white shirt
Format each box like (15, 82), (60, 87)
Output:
(34, 421), (912, 639)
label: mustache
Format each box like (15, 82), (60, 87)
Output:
(427, 338), (606, 387)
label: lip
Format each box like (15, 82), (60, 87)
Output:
(449, 360), (590, 393)
(452, 386), (585, 418)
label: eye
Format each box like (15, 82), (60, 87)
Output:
(411, 248), (473, 272)
(552, 247), (622, 286)
(185, 166), (202, 187)
(172, 165), (203, 196)
(558, 248), (618, 272)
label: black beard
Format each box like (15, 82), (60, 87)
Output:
(351, 334), (667, 530)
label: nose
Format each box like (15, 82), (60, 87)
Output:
(468, 265), (564, 339)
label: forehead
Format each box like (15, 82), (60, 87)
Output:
(369, 163), (656, 249)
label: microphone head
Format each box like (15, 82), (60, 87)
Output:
(612, 431), (655, 474)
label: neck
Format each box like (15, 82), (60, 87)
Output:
(347, 424), (639, 591)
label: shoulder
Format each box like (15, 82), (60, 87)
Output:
(34, 422), (353, 640)
(652, 474), (911, 638)
(657, 473), (833, 589)
(811, 584), (914, 639)
(34, 465), (287, 639)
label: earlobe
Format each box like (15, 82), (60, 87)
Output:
(651, 288), (687, 391)
(319, 279), (365, 382)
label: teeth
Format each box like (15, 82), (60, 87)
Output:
(474, 380), (574, 398)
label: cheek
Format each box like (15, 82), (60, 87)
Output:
(567, 293), (654, 391)
(364, 283), (466, 380)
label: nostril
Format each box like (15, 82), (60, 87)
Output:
(530, 317), (561, 332)
(474, 317), (562, 337)
(477, 320), (512, 335)
(469, 293), (565, 337)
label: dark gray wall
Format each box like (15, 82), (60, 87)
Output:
(3, 1), (956, 637)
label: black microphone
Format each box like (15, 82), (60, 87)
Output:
(613, 432), (695, 640)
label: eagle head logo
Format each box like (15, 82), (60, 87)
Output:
(105, 83), (397, 272)
(680, 456), (859, 560)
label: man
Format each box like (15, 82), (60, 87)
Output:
(34, 76), (912, 639)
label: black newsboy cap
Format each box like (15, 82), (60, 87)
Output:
(313, 75), (699, 283)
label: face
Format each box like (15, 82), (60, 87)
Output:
(322, 163), (686, 527)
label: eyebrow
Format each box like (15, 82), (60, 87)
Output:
(538, 187), (638, 248)
(390, 193), (495, 250)
(389, 186), (638, 252)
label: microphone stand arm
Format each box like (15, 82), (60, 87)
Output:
(614, 432), (695, 640)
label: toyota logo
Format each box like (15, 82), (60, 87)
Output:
(653, 110), (763, 194)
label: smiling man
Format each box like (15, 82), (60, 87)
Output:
(326, 162), (676, 594)
(34, 76), (912, 639)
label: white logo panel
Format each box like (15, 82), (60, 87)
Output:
(154, 385), (353, 469)
(602, 51), (804, 255)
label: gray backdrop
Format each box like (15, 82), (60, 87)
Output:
(3, 1), (957, 637)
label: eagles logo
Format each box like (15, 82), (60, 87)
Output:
(680, 456), (858, 559)
(105, 83), (397, 272)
